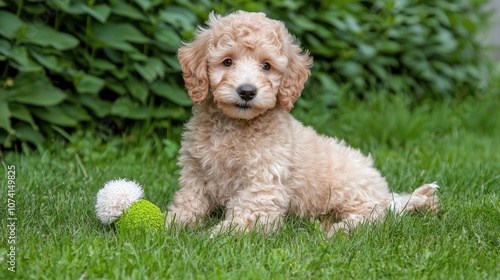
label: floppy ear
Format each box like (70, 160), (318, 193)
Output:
(178, 29), (212, 104)
(278, 32), (313, 111)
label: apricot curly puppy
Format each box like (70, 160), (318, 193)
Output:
(166, 11), (438, 236)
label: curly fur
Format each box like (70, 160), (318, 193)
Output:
(167, 11), (439, 236)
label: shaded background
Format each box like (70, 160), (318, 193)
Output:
(0, 0), (497, 152)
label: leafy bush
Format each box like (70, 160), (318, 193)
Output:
(0, 0), (201, 149)
(0, 0), (491, 150)
(252, 0), (491, 101)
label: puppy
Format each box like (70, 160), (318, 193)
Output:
(166, 11), (438, 236)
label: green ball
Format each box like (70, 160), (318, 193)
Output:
(115, 199), (164, 232)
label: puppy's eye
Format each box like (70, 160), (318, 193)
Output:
(223, 59), (233, 67)
(262, 62), (271, 71)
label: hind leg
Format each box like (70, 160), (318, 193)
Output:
(325, 183), (440, 237)
(324, 185), (393, 237)
(390, 183), (439, 213)
(325, 205), (387, 237)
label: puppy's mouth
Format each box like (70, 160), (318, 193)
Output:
(234, 103), (252, 110)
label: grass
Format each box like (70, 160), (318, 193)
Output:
(1, 88), (499, 279)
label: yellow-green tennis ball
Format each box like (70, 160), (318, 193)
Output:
(115, 199), (164, 232)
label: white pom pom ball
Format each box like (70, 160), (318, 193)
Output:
(95, 179), (144, 225)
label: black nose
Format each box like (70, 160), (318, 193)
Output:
(237, 84), (257, 101)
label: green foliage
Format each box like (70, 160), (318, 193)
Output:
(0, 0), (197, 149)
(0, 0), (492, 149)
(236, 0), (490, 101)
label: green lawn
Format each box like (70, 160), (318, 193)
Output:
(1, 90), (499, 279)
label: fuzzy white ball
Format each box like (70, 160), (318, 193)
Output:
(95, 179), (144, 225)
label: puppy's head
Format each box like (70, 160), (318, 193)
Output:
(178, 11), (313, 120)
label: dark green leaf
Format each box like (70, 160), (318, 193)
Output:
(461, 18), (477, 33)
(103, 48), (123, 64)
(93, 23), (150, 44)
(134, 57), (165, 83)
(326, 17), (348, 31)
(79, 95), (112, 118)
(433, 8), (450, 26)
(434, 30), (457, 52)
(0, 100), (12, 133)
(0, 38), (10, 55)
(110, 97), (148, 120)
(9, 103), (38, 130)
(84, 53), (117, 71)
(151, 82), (192, 106)
(388, 75), (406, 92)
(154, 26), (182, 48)
(375, 41), (401, 54)
(105, 78), (127, 95)
(294, 15), (316, 31)
(125, 77), (149, 104)
(0, 83), (18, 102)
(368, 62), (388, 80)
(305, 34), (332, 56)
(344, 15), (361, 33)
(52, 1), (86, 15)
(24, 24), (79, 51)
(357, 44), (377, 59)
(352, 76), (366, 89)
(10, 76), (66, 106)
(73, 72), (106, 95)
(334, 61), (363, 77)
(90, 59), (117, 71)
(128, 51), (149, 61)
(159, 7), (198, 30)
(135, 0), (163, 11)
(161, 55), (181, 72)
(112, 1), (148, 21)
(315, 73), (339, 92)
(30, 51), (62, 72)
(13, 124), (44, 148)
(93, 39), (138, 52)
(0, 11), (24, 39)
(82, 4), (111, 23)
(111, 66), (130, 80)
(8, 46), (43, 72)
(31, 106), (78, 127)
(153, 105), (187, 120)
(60, 103), (92, 121)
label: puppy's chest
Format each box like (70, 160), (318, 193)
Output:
(191, 120), (291, 183)
(206, 126), (273, 172)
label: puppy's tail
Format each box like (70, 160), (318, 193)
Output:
(389, 183), (439, 214)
